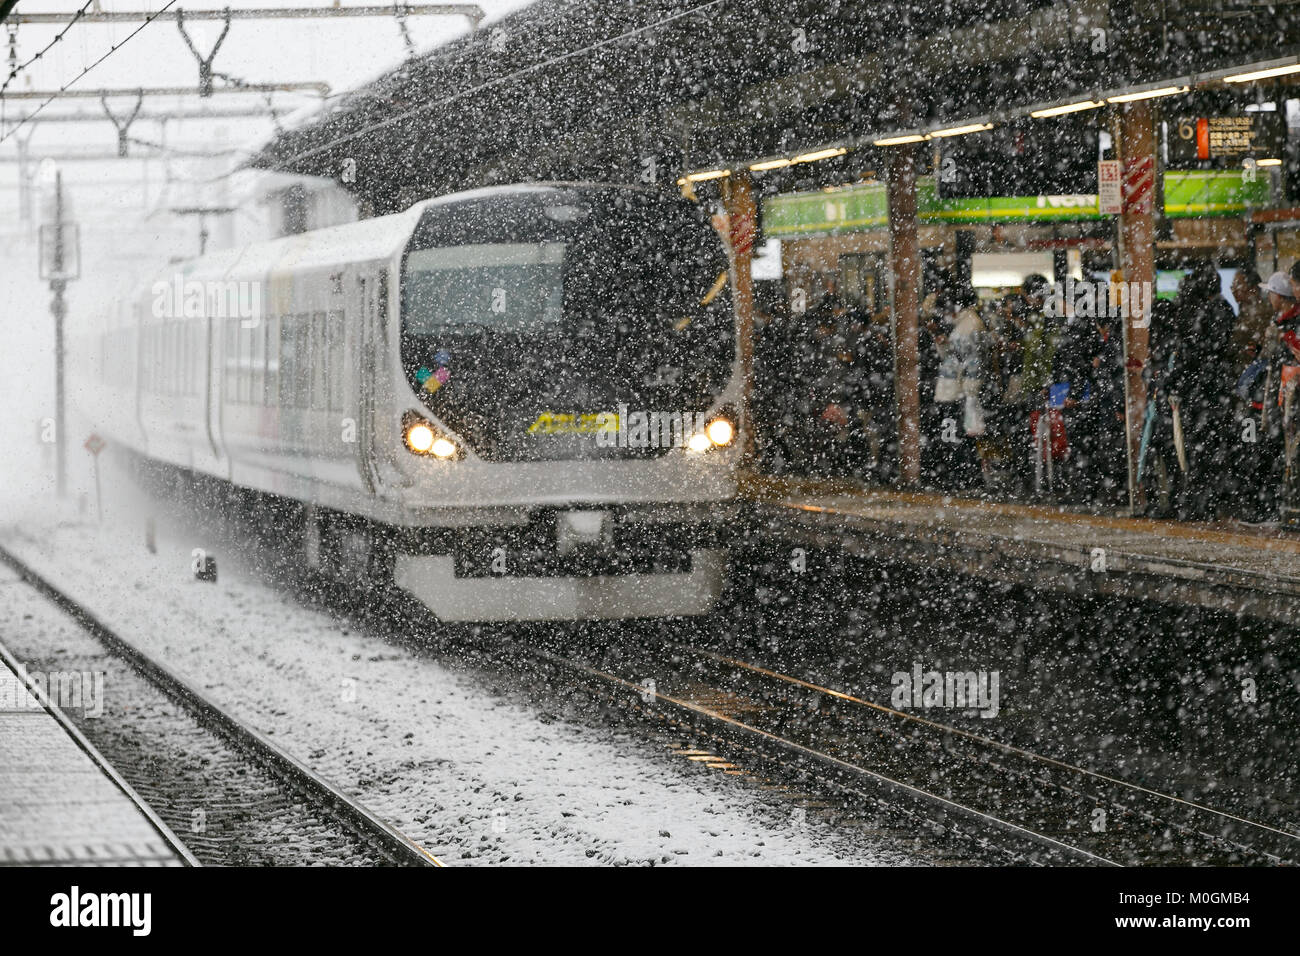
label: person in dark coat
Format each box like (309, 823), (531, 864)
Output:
(752, 294), (799, 474)
(917, 281), (951, 487)
(1058, 308), (1126, 508)
(1162, 262), (1238, 519)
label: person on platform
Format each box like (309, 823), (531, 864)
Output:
(931, 282), (988, 491)
(918, 280), (951, 487)
(1161, 262), (1237, 519)
(1235, 272), (1294, 520)
(1226, 268), (1276, 518)
(1273, 267), (1300, 523)
(1230, 268), (1272, 377)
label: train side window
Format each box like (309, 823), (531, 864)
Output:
(232, 323), (242, 404)
(251, 317), (264, 405)
(192, 321), (202, 395)
(284, 316), (298, 408)
(295, 315), (312, 409)
(162, 323), (170, 396)
(310, 310), (326, 410)
(279, 314), (297, 408)
(226, 320), (239, 404)
(327, 310), (345, 411)
(241, 322), (253, 404)
(166, 322), (176, 396)
(174, 322), (183, 397)
(265, 315), (280, 405)
(188, 323), (198, 397)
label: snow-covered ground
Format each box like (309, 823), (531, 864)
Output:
(0, 466), (924, 865)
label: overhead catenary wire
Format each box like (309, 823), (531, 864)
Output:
(7, 1), (729, 196)
(0, 0), (181, 146)
(127, 135), (253, 158)
(1, 0), (97, 97)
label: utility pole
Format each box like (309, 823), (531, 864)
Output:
(51, 172), (68, 498)
(171, 206), (235, 255)
(39, 170), (80, 498)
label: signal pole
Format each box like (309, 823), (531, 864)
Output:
(51, 171), (68, 497)
(40, 169), (78, 498)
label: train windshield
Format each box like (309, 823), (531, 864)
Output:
(404, 243), (566, 333)
(400, 186), (735, 461)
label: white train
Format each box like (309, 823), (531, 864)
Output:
(94, 183), (744, 620)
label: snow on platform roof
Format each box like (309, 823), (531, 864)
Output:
(250, 1), (1300, 213)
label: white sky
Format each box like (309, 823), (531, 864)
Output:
(2, 1), (534, 155)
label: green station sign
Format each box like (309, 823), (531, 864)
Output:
(762, 170), (1272, 237)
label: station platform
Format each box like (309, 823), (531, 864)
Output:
(743, 475), (1300, 623)
(0, 624), (189, 866)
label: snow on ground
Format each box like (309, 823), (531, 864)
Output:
(0, 474), (922, 866)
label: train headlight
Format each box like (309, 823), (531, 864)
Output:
(705, 417), (735, 447)
(405, 423), (436, 454)
(403, 412), (461, 459)
(686, 432), (712, 453)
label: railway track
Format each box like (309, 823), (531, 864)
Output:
(518, 643), (1070, 864)
(0, 544), (440, 868)
(13, 487), (1294, 867)
(529, 632), (1300, 866)
(243, 560), (1300, 866)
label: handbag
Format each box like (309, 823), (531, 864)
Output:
(934, 372), (961, 404)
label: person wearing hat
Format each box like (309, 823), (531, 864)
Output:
(1261, 270), (1300, 381)
(1226, 271), (1285, 518)
(1262, 270), (1296, 312)
(1231, 268), (1272, 377)
(1236, 271), (1299, 520)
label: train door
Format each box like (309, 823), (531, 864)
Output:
(355, 271), (382, 496)
(200, 307), (223, 471)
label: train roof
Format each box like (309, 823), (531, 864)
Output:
(155, 204), (424, 288)
(143, 181), (665, 291)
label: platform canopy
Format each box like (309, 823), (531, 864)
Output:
(251, 0), (1300, 213)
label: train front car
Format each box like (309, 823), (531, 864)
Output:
(388, 184), (741, 621)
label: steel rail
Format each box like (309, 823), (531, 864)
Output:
(0, 544), (442, 868)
